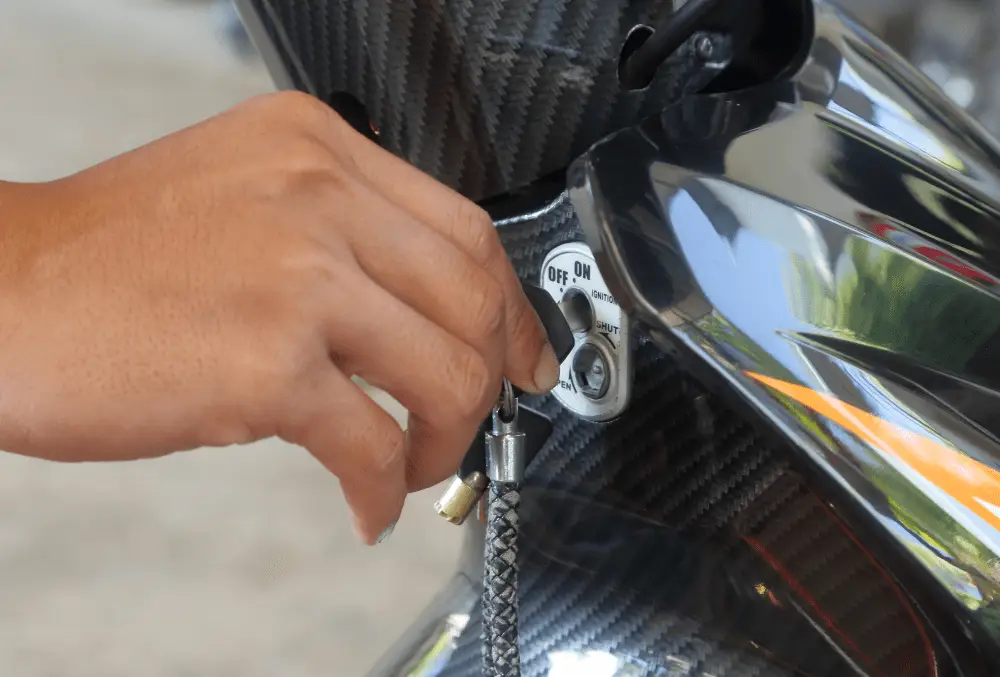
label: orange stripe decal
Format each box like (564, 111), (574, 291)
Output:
(746, 371), (1000, 534)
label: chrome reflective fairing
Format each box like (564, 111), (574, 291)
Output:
(571, 0), (1000, 655)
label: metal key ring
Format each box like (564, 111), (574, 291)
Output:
(498, 378), (517, 423)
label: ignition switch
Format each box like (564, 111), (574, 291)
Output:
(540, 241), (633, 421)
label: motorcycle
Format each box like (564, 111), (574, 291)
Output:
(233, 0), (1000, 675)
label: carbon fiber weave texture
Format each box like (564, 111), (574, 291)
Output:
(426, 196), (942, 677)
(246, 0), (722, 200)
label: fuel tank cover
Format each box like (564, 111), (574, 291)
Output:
(540, 242), (633, 421)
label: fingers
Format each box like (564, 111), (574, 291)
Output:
(330, 125), (559, 394)
(403, 416), (475, 492)
(284, 367), (407, 546)
(335, 197), (519, 490)
(327, 270), (501, 493)
(336, 187), (508, 387)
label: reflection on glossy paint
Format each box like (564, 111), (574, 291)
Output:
(745, 370), (1000, 615)
(404, 613), (470, 677)
(831, 57), (965, 171)
(885, 519), (986, 609)
(866, 219), (996, 288)
(548, 651), (622, 677)
(747, 372), (1000, 539)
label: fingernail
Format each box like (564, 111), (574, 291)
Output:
(375, 519), (397, 545)
(533, 342), (560, 392)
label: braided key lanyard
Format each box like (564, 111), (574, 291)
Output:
(482, 379), (525, 677)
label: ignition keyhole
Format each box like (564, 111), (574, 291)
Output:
(560, 288), (595, 335)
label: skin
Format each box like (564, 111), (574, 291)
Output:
(0, 91), (559, 545)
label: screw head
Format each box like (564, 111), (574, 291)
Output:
(572, 343), (611, 400)
(695, 35), (715, 61)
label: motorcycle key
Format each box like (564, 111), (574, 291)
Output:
(435, 387), (554, 525)
(434, 282), (570, 525)
(485, 379), (526, 484)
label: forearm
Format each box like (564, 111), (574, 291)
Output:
(0, 181), (38, 454)
(0, 180), (49, 275)
(0, 182), (27, 454)
(0, 179), (73, 457)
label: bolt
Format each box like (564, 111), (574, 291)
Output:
(695, 34), (715, 61)
(572, 343), (610, 400)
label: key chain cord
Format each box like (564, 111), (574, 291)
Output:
(483, 481), (522, 677)
(482, 378), (523, 677)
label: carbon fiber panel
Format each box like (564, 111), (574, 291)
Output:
(245, 0), (721, 199)
(421, 197), (951, 677)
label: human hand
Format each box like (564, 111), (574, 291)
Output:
(0, 91), (559, 544)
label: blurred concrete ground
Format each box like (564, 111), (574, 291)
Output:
(0, 1), (461, 675)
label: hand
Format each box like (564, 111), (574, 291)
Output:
(0, 91), (559, 544)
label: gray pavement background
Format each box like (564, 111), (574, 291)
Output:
(0, 1), (461, 675)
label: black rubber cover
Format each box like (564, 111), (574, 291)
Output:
(521, 282), (574, 365)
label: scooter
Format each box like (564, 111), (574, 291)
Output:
(234, 0), (1000, 674)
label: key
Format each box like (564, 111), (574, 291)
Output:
(434, 401), (555, 525)
(485, 380), (527, 484)
(434, 281), (570, 525)
(521, 282), (575, 365)
(435, 392), (554, 525)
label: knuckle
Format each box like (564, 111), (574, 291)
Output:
(447, 348), (496, 421)
(365, 423), (406, 476)
(464, 275), (506, 340)
(453, 200), (499, 265)
(509, 294), (544, 349)
(291, 155), (349, 194)
(295, 248), (352, 294)
(287, 158), (338, 192)
(286, 139), (334, 172)
(259, 142), (349, 202)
